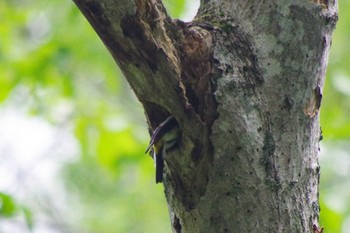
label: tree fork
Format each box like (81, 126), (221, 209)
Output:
(73, 0), (338, 232)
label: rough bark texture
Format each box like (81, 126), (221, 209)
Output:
(73, 0), (338, 232)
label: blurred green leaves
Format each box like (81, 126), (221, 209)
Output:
(0, 0), (195, 232)
(319, 1), (350, 231)
(321, 0), (350, 139)
(0, 193), (17, 218)
(1, 0), (170, 232)
(63, 154), (170, 233)
(163, 0), (186, 18)
(320, 199), (343, 233)
(0, 193), (33, 230)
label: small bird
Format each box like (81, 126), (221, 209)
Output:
(145, 115), (181, 183)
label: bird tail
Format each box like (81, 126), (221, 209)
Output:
(155, 152), (164, 183)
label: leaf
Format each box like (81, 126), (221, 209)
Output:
(22, 207), (34, 231)
(163, 0), (186, 18)
(0, 192), (17, 218)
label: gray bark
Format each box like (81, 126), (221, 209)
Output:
(72, 0), (338, 232)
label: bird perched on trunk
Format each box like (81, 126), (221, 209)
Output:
(145, 115), (181, 183)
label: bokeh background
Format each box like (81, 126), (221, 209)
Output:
(0, 0), (349, 232)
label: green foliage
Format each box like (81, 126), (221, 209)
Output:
(319, 0), (350, 231)
(0, 193), (17, 218)
(321, 0), (350, 139)
(0, 193), (33, 230)
(163, 0), (186, 18)
(0, 0), (191, 232)
(63, 156), (170, 233)
(320, 199), (343, 233)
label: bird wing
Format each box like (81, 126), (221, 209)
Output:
(145, 115), (176, 154)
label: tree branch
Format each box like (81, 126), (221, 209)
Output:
(73, 0), (217, 213)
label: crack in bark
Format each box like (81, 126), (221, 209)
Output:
(173, 214), (182, 233)
(261, 130), (281, 191)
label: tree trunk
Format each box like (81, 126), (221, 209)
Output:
(72, 0), (338, 232)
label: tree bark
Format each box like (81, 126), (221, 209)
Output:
(72, 0), (338, 232)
